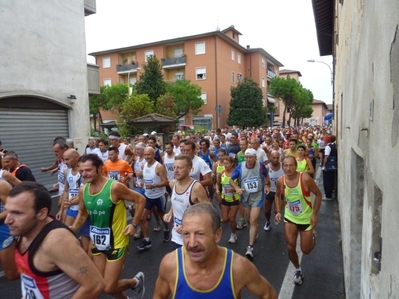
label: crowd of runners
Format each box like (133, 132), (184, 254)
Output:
(0, 124), (337, 298)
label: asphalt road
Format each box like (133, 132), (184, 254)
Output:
(0, 172), (345, 299)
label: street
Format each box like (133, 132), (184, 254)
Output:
(0, 174), (345, 299)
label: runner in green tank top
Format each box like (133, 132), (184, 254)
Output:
(70, 154), (147, 299)
(274, 156), (322, 286)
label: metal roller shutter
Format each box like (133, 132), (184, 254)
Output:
(0, 109), (69, 189)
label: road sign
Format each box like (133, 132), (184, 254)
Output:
(215, 105), (222, 114)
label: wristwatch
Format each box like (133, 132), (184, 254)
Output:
(131, 222), (139, 229)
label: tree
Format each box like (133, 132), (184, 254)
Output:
(269, 77), (300, 126)
(291, 87), (314, 125)
(155, 93), (178, 118)
(89, 85), (108, 131)
(166, 79), (203, 118)
(135, 55), (166, 102)
(117, 94), (154, 136)
(227, 77), (267, 128)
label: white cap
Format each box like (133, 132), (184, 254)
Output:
(151, 131), (157, 135)
(244, 148), (257, 156)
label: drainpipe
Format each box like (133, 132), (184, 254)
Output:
(214, 36), (219, 129)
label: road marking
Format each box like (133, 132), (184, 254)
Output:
(278, 238), (303, 299)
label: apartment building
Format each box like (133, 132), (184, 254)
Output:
(0, 0), (98, 188)
(90, 25), (283, 130)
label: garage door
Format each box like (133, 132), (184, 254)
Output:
(0, 109), (69, 189)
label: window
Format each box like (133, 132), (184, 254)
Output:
(196, 67), (206, 80)
(103, 78), (111, 86)
(238, 53), (241, 64)
(261, 58), (265, 68)
(175, 72), (184, 80)
(195, 42), (206, 55)
(262, 78), (265, 87)
(232, 72), (235, 83)
(231, 49), (235, 60)
(129, 77), (137, 85)
(103, 57), (110, 68)
(174, 48), (183, 57)
(145, 50), (154, 62)
(201, 92), (207, 104)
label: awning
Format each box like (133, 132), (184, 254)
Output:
(324, 113), (333, 120)
(267, 97), (276, 104)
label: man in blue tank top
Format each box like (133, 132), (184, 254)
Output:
(153, 203), (277, 299)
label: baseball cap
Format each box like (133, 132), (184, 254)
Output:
(151, 131), (157, 135)
(244, 148), (257, 156)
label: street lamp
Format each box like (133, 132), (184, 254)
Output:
(307, 59), (333, 85)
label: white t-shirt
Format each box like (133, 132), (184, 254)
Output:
(190, 156), (212, 181)
(86, 147), (102, 160)
(255, 147), (268, 163)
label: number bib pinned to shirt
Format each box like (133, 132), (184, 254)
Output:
(222, 184), (234, 196)
(243, 177), (258, 193)
(21, 274), (45, 299)
(287, 199), (303, 215)
(108, 171), (120, 181)
(90, 226), (111, 251)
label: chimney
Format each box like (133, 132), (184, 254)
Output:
(246, 45), (250, 49)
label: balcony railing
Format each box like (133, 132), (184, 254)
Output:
(116, 62), (140, 74)
(162, 56), (187, 68)
(267, 69), (276, 79)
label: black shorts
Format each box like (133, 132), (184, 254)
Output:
(166, 185), (172, 195)
(221, 199), (240, 207)
(284, 217), (311, 231)
(265, 191), (276, 201)
(92, 246), (127, 261)
(145, 195), (166, 213)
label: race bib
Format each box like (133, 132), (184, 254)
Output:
(90, 226), (111, 251)
(288, 200), (303, 215)
(21, 274), (45, 299)
(69, 188), (79, 200)
(222, 184), (234, 196)
(165, 163), (174, 172)
(243, 177), (258, 193)
(108, 171), (120, 181)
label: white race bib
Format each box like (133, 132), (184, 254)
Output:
(90, 226), (111, 251)
(69, 188), (79, 200)
(21, 274), (45, 299)
(222, 184), (234, 196)
(243, 177), (258, 193)
(108, 171), (120, 181)
(288, 200), (303, 215)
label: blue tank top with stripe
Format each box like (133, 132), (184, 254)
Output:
(173, 247), (236, 299)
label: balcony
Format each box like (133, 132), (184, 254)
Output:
(84, 0), (96, 16)
(87, 63), (100, 95)
(116, 62), (140, 74)
(267, 69), (276, 79)
(162, 56), (187, 69)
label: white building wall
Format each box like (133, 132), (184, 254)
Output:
(335, 0), (399, 298)
(0, 0), (90, 154)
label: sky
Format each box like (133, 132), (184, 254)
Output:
(85, 0), (333, 104)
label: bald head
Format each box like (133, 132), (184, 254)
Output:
(144, 146), (155, 162)
(63, 148), (80, 168)
(270, 150), (280, 165)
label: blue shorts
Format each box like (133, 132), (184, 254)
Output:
(0, 223), (14, 250)
(66, 208), (79, 218)
(134, 187), (145, 195)
(79, 217), (91, 237)
(144, 195), (166, 213)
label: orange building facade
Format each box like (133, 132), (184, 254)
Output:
(90, 26), (283, 130)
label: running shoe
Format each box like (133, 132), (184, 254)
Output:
(131, 271), (145, 299)
(137, 239), (152, 251)
(293, 270), (304, 285)
(245, 246), (253, 258)
(163, 230), (171, 242)
(264, 221), (271, 231)
(154, 220), (162, 232)
(134, 226), (142, 239)
(228, 234), (237, 244)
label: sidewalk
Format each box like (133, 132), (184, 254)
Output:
(296, 167), (345, 298)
